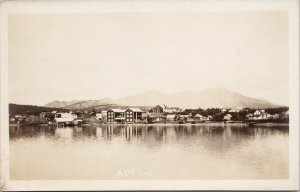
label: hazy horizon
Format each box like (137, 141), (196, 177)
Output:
(9, 88), (286, 108)
(9, 12), (289, 106)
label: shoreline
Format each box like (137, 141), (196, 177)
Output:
(9, 121), (289, 128)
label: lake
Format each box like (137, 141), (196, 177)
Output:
(9, 124), (289, 180)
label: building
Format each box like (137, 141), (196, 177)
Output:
(125, 108), (144, 123)
(166, 114), (176, 121)
(107, 109), (125, 123)
(147, 113), (166, 123)
(55, 112), (77, 123)
(102, 111), (107, 120)
(253, 110), (268, 120)
(246, 113), (254, 120)
(178, 114), (192, 121)
(152, 105), (164, 113)
(96, 113), (102, 120)
(194, 114), (204, 121)
(223, 114), (232, 121)
(254, 110), (261, 117)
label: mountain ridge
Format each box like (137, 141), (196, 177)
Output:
(44, 89), (282, 110)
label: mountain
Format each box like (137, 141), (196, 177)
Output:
(44, 89), (281, 110)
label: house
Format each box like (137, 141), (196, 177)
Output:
(254, 110), (261, 116)
(125, 108), (144, 123)
(223, 114), (232, 121)
(194, 114), (204, 121)
(166, 114), (176, 121)
(151, 105), (164, 113)
(147, 113), (166, 123)
(107, 109), (125, 123)
(96, 113), (102, 120)
(246, 113), (254, 120)
(207, 115), (213, 120)
(178, 114), (192, 121)
(101, 110), (107, 120)
(221, 109), (227, 113)
(253, 110), (268, 120)
(55, 112), (77, 123)
(40, 112), (54, 121)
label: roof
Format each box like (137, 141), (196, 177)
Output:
(166, 114), (176, 118)
(179, 114), (192, 118)
(153, 105), (164, 109)
(148, 113), (165, 118)
(127, 108), (143, 112)
(108, 108), (125, 113)
(194, 114), (204, 118)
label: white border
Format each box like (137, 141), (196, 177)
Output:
(0, 0), (299, 190)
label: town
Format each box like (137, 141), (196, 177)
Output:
(9, 104), (289, 126)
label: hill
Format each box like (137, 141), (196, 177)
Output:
(44, 89), (281, 110)
(9, 103), (69, 116)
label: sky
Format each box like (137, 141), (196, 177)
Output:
(8, 11), (288, 106)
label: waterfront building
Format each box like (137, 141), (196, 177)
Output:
(125, 108), (143, 123)
(55, 112), (77, 123)
(147, 113), (166, 123)
(166, 114), (176, 121)
(107, 109), (125, 123)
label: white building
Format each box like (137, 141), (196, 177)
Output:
(166, 114), (176, 121)
(223, 114), (232, 121)
(55, 112), (77, 123)
(96, 113), (102, 120)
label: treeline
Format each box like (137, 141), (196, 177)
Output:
(264, 107), (289, 115)
(9, 103), (69, 116)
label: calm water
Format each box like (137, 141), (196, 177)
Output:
(9, 124), (289, 180)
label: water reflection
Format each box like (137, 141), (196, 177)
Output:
(9, 124), (289, 180)
(10, 124), (288, 147)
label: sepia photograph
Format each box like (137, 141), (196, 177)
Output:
(0, 0), (299, 190)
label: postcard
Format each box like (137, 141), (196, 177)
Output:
(0, 0), (299, 190)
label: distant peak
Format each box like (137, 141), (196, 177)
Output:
(144, 89), (163, 94)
